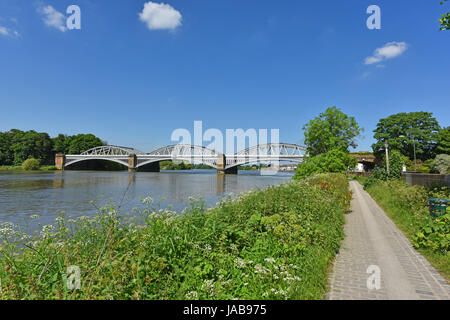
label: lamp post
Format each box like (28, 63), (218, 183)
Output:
(384, 141), (390, 175)
(412, 136), (417, 172)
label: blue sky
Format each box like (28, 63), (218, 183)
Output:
(0, 0), (449, 152)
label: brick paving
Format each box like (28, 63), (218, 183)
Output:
(327, 181), (449, 300)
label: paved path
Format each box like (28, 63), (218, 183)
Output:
(327, 180), (449, 300)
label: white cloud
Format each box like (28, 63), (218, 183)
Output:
(139, 2), (182, 31)
(364, 42), (408, 65)
(38, 5), (67, 32)
(0, 25), (19, 38)
(0, 26), (9, 36)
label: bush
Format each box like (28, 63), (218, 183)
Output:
(293, 148), (356, 179)
(414, 214), (450, 254)
(435, 154), (450, 174)
(21, 158), (40, 170)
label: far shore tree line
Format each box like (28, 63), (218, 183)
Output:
(294, 107), (449, 179)
(0, 130), (105, 167)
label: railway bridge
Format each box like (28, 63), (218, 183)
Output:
(55, 143), (307, 174)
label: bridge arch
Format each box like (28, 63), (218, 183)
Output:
(225, 143), (307, 170)
(80, 145), (145, 156)
(136, 144), (222, 169)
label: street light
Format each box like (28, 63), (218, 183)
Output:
(384, 141), (390, 175)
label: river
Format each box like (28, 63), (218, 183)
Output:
(0, 170), (293, 227)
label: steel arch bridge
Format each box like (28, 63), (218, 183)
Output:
(61, 143), (307, 173)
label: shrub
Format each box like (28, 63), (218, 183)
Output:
(293, 148), (356, 179)
(414, 214), (450, 254)
(435, 154), (450, 174)
(21, 158), (40, 170)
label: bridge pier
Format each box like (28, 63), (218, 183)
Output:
(128, 154), (137, 173)
(55, 154), (65, 170)
(216, 154), (238, 175)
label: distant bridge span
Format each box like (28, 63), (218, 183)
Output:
(56, 143), (307, 174)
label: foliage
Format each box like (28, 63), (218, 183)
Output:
(363, 150), (405, 188)
(372, 112), (441, 161)
(160, 161), (214, 170)
(388, 150), (404, 179)
(293, 148), (357, 179)
(0, 174), (350, 300)
(434, 154), (450, 174)
(440, 0), (450, 30)
(0, 129), (106, 166)
(364, 179), (449, 279)
(21, 158), (40, 171)
(414, 215), (450, 254)
(1, 129), (52, 166)
(303, 107), (362, 156)
(436, 126), (450, 154)
(66, 134), (105, 155)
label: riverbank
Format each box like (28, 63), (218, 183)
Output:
(358, 177), (449, 281)
(0, 173), (350, 299)
(0, 165), (58, 171)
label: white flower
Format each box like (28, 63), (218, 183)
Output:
(141, 196), (153, 204)
(234, 257), (246, 269)
(264, 257), (276, 264)
(186, 291), (198, 299)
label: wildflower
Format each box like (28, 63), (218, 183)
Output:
(264, 257), (276, 264)
(234, 257), (246, 269)
(141, 196), (153, 204)
(254, 264), (268, 274)
(186, 291), (198, 300)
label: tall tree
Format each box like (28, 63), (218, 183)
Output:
(440, 0), (450, 30)
(436, 126), (450, 155)
(10, 130), (54, 165)
(303, 106), (363, 156)
(53, 134), (70, 154)
(372, 112), (440, 161)
(67, 134), (105, 154)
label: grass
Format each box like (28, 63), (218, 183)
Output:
(361, 179), (449, 281)
(0, 173), (350, 300)
(0, 165), (58, 171)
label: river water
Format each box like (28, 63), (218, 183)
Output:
(0, 170), (293, 227)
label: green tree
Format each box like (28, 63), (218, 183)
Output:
(303, 107), (362, 156)
(388, 150), (404, 179)
(67, 134), (105, 154)
(440, 0), (450, 31)
(10, 130), (53, 165)
(293, 148), (357, 179)
(372, 112), (440, 161)
(0, 131), (14, 165)
(436, 126), (450, 155)
(52, 134), (70, 154)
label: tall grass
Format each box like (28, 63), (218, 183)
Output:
(0, 174), (350, 300)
